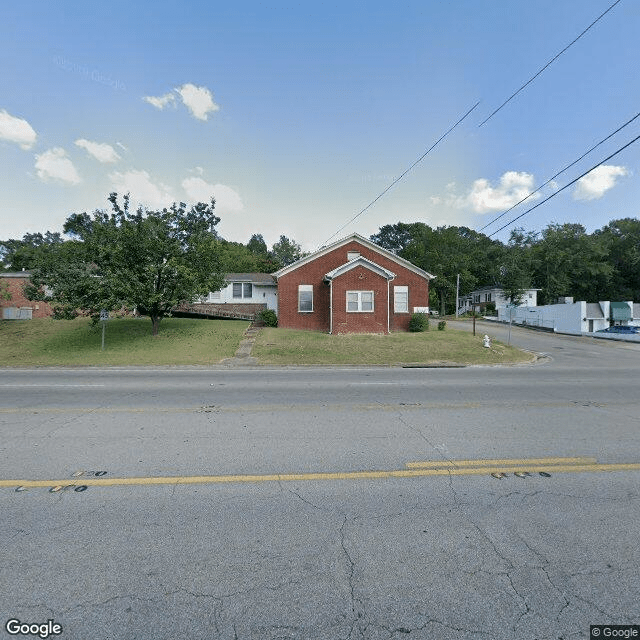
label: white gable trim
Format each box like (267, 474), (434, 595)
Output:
(274, 233), (435, 280)
(324, 256), (395, 282)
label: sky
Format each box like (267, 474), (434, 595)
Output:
(1, 0), (639, 252)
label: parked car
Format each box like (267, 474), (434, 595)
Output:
(596, 326), (639, 334)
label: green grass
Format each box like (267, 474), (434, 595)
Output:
(252, 327), (533, 366)
(0, 317), (249, 366)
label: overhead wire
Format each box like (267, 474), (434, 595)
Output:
(318, 101), (481, 249)
(487, 133), (640, 237)
(478, 110), (640, 233)
(478, 0), (623, 127)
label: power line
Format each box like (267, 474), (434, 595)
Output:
(478, 110), (640, 233)
(478, 0), (623, 127)
(487, 133), (640, 237)
(319, 101), (481, 249)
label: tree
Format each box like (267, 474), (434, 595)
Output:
(532, 223), (612, 304)
(216, 241), (263, 272)
(247, 233), (268, 257)
(594, 218), (640, 300)
(270, 235), (305, 268)
(370, 222), (424, 254)
(0, 279), (11, 301)
(27, 193), (226, 335)
(0, 231), (64, 272)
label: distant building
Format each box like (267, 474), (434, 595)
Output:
(497, 299), (640, 335)
(0, 272), (54, 320)
(458, 286), (540, 315)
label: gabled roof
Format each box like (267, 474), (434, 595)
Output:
(324, 256), (396, 282)
(273, 233), (435, 280)
(225, 273), (276, 285)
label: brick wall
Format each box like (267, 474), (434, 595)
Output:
(331, 267), (389, 333)
(277, 240), (429, 333)
(176, 302), (266, 319)
(0, 275), (54, 319)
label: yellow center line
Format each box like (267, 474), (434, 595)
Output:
(3, 462), (640, 489)
(406, 456), (598, 468)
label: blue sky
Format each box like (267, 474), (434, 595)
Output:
(1, 0), (638, 251)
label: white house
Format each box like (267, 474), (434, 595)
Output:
(200, 273), (278, 312)
(458, 286), (540, 315)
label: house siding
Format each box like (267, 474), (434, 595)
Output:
(277, 239), (429, 333)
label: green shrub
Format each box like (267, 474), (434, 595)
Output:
(409, 312), (429, 332)
(438, 320), (447, 331)
(258, 309), (278, 327)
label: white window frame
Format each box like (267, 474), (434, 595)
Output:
(298, 284), (313, 312)
(394, 286), (408, 313)
(232, 282), (253, 299)
(346, 290), (374, 313)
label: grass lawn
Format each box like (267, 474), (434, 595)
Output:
(252, 327), (533, 366)
(0, 317), (249, 366)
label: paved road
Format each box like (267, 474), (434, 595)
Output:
(1, 330), (639, 639)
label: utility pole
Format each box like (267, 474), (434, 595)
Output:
(455, 274), (460, 318)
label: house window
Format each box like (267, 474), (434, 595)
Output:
(298, 285), (313, 312)
(347, 291), (374, 312)
(232, 282), (253, 298)
(394, 286), (408, 313)
(347, 251), (360, 261)
(485, 293), (491, 302)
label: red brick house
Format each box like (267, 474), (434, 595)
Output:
(0, 272), (54, 319)
(274, 234), (434, 333)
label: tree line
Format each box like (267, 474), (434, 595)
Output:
(371, 219), (640, 314)
(1, 193), (638, 331)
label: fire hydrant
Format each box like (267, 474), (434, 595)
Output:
(483, 335), (491, 348)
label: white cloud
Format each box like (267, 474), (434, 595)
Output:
(34, 148), (81, 185)
(441, 171), (538, 213)
(573, 165), (628, 201)
(175, 84), (219, 121)
(143, 92), (176, 110)
(0, 109), (37, 149)
(75, 139), (121, 163)
(182, 176), (243, 212)
(464, 171), (537, 213)
(109, 169), (174, 209)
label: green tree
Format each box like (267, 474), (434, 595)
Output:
(370, 222), (420, 254)
(270, 235), (305, 268)
(593, 218), (640, 300)
(27, 193), (225, 336)
(532, 223), (612, 304)
(0, 231), (64, 272)
(247, 233), (268, 256)
(1, 279), (11, 301)
(217, 241), (262, 272)
(397, 225), (502, 315)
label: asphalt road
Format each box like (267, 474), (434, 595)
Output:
(1, 327), (639, 639)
